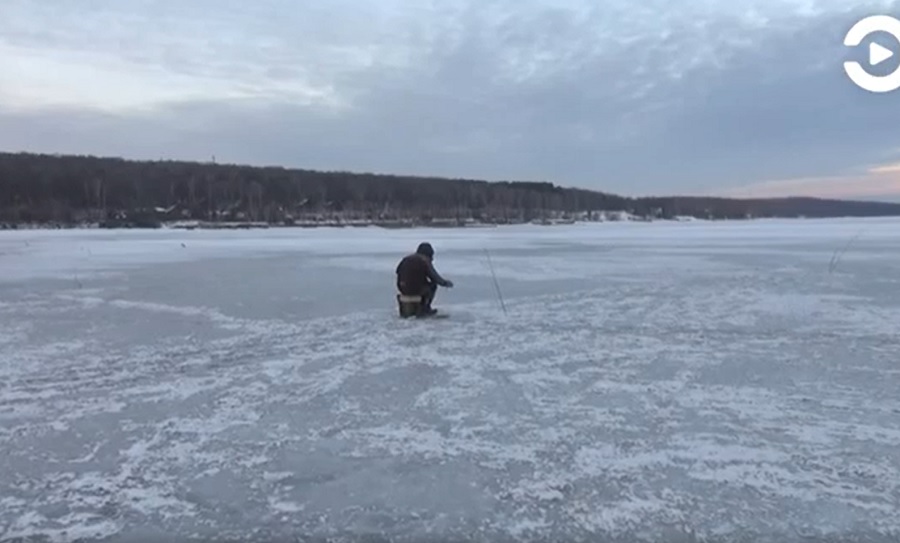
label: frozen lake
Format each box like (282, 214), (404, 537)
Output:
(1, 218), (899, 543)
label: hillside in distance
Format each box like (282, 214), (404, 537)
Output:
(2, 152), (900, 226)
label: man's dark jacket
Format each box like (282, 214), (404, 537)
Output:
(396, 253), (451, 296)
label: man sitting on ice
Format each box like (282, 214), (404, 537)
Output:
(395, 242), (454, 315)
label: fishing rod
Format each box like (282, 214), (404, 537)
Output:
(484, 248), (508, 315)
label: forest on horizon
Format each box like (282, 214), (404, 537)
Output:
(2, 151), (900, 226)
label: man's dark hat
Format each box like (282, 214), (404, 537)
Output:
(416, 242), (434, 258)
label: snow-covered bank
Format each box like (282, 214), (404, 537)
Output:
(2, 210), (880, 232)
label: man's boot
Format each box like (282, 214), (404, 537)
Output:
(418, 298), (438, 316)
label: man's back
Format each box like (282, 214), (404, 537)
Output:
(396, 253), (430, 295)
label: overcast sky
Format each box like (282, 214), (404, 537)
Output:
(2, 0), (900, 199)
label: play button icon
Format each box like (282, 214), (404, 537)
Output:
(870, 42), (894, 66)
(844, 15), (900, 92)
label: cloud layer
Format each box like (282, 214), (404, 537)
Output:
(2, 0), (900, 197)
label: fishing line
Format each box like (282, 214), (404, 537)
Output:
(484, 248), (508, 315)
(829, 227), (866, 274)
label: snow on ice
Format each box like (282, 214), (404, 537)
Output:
(1, 218), (899, 542)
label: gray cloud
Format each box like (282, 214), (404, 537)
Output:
(2, 0), (900, 196)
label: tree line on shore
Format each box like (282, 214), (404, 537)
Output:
(2, 151), (900, 227)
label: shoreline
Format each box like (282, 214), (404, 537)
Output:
(4, 214), (898, 232)
(0, 216), (710, 231)
(0, 210), (741, 232)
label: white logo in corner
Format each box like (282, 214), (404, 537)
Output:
(844, 15), (900, 93)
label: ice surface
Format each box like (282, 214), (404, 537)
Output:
(1, 218), (899, 542)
